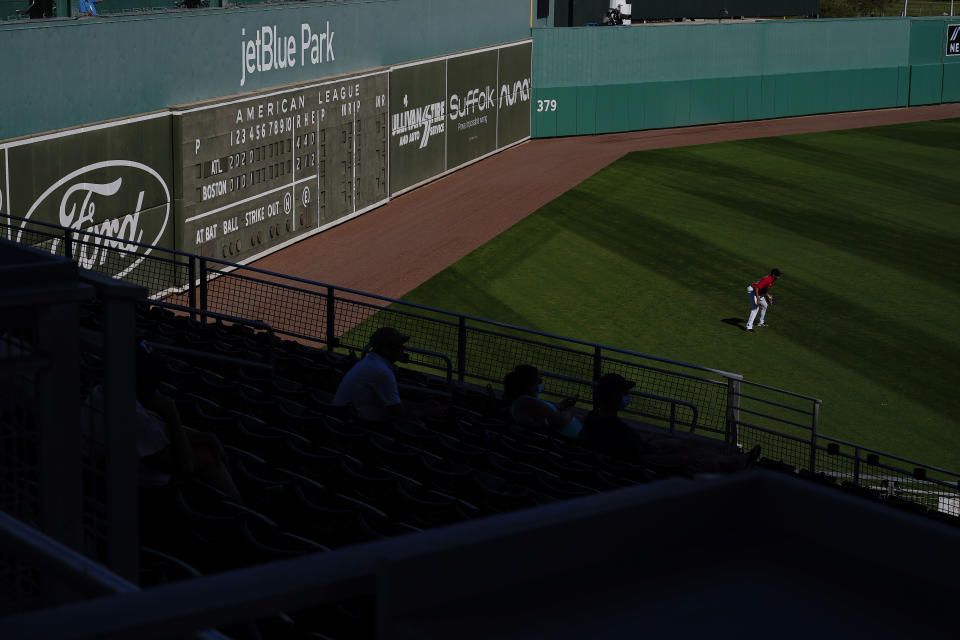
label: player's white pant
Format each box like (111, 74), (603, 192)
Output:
(746, 285), (767, 330)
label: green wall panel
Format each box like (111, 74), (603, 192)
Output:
(909, 64), (944, 105)
(758, 75), (778, 122)
(897, 66), (912, 106)
(576, 87), (597, 135)
(554, 87), (580, 136)
(943, 64), (960, 103)
(594, 85), (630, 134)
(796, 72), (828, 115)
(628, 84), (646, 131)
(910, 20), (945, 65)
(861, 67), (902, 108)
(689, 78), (736, 126)
(826, 69), (858, 113)
(732, 76), (761, 122)
(641, 83), (670, 130)
(646, 81), (692, 130)
(531, 89), (556, 138)
(531, 86), (577, 137)
(761, 18), (909, 75)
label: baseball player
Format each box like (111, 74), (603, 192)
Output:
(745, 268), (782, 332)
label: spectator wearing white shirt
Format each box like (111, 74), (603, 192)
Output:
(333, 326), (410, 422)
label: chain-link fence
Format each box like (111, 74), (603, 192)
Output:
(4, 213), (959, 519)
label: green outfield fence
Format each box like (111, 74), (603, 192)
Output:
(4, 212), (959, 518)
(531, 17), (960, 137)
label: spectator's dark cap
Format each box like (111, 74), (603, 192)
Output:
(597, 373), (635, 396)
(370, 326), (410, 350)
(771, 268), (783, 277)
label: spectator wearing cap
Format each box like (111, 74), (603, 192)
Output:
(581, 373), (644, 455)
(583, 373), (760, 474)
(745, 268), (782, 332)
(333, 326), (410, 422)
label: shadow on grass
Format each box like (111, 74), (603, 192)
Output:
(722, 317), (744, 330)
(620, 146), (960, 290)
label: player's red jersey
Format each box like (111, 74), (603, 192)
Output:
(751, 275), (776, 293)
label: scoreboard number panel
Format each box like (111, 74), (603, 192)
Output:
(316, 72), (389, 228)
(174, 70), (388, 262)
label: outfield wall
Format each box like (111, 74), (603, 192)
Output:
(532, 17), (960, 137)
(1, 40), (532, 290)
(3, 12), (959, 288)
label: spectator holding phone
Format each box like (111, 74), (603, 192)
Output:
(502, 364), (582, 437)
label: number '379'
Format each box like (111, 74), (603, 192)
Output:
(536, 99), (558, 112)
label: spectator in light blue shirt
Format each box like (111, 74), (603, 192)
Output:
(78, 0), (101, 15)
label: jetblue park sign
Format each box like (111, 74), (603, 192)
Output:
(240, 21), (336, 87)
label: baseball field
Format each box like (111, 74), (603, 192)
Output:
(399, 118), (960, 472)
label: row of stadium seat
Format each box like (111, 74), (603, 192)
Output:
(78, 299), (956, 638)
(77, 301), (669, 638)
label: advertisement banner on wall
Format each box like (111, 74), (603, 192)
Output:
(948, 24), (960, 56)
(496, 41), (533, 148)
(389, 59), (448, 194)
(446, 50), (500, 171)
(1, 116), (176, 287)
(389, 40), (532, 195)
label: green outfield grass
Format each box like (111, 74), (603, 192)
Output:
(401, 119), (960, 472)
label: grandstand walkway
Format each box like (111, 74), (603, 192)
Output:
(250, 103), (960, 299)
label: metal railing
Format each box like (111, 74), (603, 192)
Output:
(0, 510), (230, 640)
(3, 213), (959, 519)
(545, 370), (700, 434)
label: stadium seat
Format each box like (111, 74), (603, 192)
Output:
(393, 480), (477, 528)
(139, 545), (203, 587)
(467, 471), (542, 514)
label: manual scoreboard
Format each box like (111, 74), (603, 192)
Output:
(174, 69), (389, 262)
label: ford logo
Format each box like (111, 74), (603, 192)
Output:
(19, 160), (171, 280)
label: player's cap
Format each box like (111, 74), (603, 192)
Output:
(597, 373), (636, 397)
(370, 326), (410, 349)
(771, 268), (782, 277)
